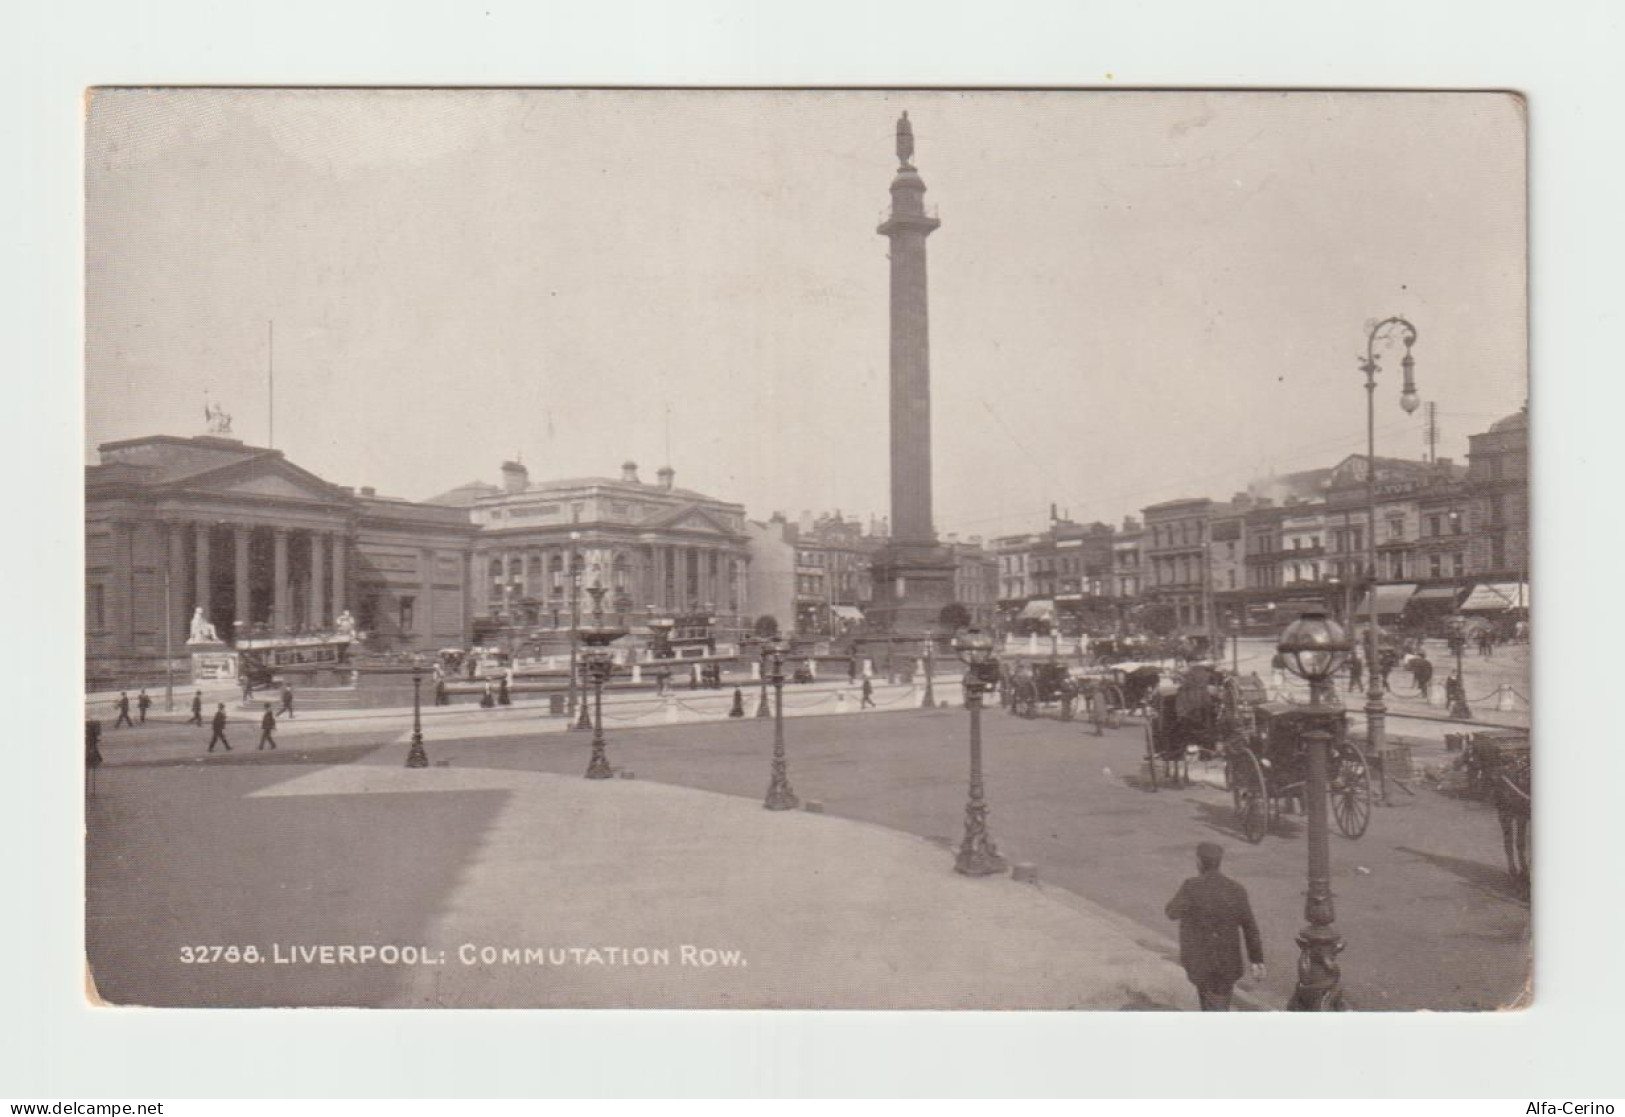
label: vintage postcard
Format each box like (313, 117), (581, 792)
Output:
(83, 88), (1529, 1010)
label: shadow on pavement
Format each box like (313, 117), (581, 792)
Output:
(1394, 845), (1529, 906)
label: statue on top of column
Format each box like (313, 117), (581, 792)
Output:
(895, 111), (915, 169)
(187, 606), (221, 645)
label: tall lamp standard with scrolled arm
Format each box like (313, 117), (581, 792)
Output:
(1358, 317), (1419, 804)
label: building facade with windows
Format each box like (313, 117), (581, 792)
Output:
(431, 460), (751, 641)
(1141, 497), (1212, 634)
(1466, 406), (1529, 579)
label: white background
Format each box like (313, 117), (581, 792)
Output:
(3, 0), (1620, 1099)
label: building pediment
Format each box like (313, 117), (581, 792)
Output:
(165, 456), (356, 509)
(639, 502), (738, 538)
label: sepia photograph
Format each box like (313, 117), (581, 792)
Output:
(82, 87), (1530, 1013)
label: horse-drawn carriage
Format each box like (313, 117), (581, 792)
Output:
(1461, 730), (1531, 886)
(1222, 703), (1374, 844)
(1141, 664), (1256, 789)
(1006, 660), (1079, 720)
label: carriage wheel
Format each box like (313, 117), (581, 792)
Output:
(1231, 747), (1269, 843)
(1331, 739), (1373, 839)
(1144, 720), (1159, 792)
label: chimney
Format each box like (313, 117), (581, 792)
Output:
(359, 486), (376, 497)
(799, 510), (815, 534)
(621, 460), (640, 484)
(500, 460), (528, 494)
(657, 466), (675, 490)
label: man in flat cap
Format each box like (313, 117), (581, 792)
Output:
(1165, 842), (1265, 1011)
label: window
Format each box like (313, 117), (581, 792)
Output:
(1227, 570), (1236, 590)
(571, 503), (584, 523)
(1429, 554), (1442, 578)
(1490, 495), (1505, 526)
(1387, 516), (1404, 541)
(1428, 515), (1442, 537)
(88, 583), (105, 631)
(399, 596), (415, 632)
(1490, 537), (1505, 570)
(1453, 552), (1465, 575)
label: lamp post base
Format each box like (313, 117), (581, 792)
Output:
(954, 801), (1006, 877)
(1288, 923), (1348, 1011)
(405, 733), (429, 769)
(764, 765), (799, 811)
(573, 702), (594, 732)
(585, 739), (613, 780)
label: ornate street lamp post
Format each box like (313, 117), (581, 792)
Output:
(1358, 317), (1419, 801)
(761, 638), (799, 810)
(952, 628), (1007, 876)
(405, 662), (429, 769)
(1279, 609), (1353, 1011)
(580, 583), (626, 780)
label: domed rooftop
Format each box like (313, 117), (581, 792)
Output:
(1489, 405), (1528, 433)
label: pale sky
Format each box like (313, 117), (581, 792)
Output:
(85, 89), (1527, 537)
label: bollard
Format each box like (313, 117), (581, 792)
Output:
(631, 664), (642, 684)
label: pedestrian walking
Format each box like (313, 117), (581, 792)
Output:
(497, 675), (511, 706)
(1346, 654), (1363, 694)
(1412, 654), (1434, 701)
(434, 678), (448, 707)
(207, 703), (231, 752)
(657, 667), (670, 697)
(137, 688), (152, 724)
(480, 681), (495, 709)
(860, 676), (875, 709)
(257, 703), (277, 750)
(1164, 842), (1265, 1012)
(1378, 650), (1396, 693)
(279, 682), (296, 719)
(189, 690), (204, 726)
(113, 691), (134, 729)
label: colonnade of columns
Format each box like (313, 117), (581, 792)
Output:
(167, 519), (349, 643)
(479, 540), (746, 623)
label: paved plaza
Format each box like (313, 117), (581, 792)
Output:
(86, 682), (1530, 1011)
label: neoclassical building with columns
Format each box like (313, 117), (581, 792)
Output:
(85, 436), (752, 685)
(427, 459), (751, 639)
(85, 434), (479, 685)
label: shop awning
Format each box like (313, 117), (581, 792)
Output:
(1355, 583), (1417, 616)
(831, 605), (865, 622)
(1018, 599), (1056, 619)
(1460, 582), (1529, 613)
(1409, 585), (1463, 604)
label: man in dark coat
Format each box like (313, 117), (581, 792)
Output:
(258, 703), (277, 751)
(1165, 842), (1265, 1011)
(207, 703), (231, 752)
(280, 682), (295, 719)
(137, 689), (152, 723)
(1412, 653), (1434, 701)
(860, 676), (875, 709)
(113, 692), (134, 729)
(189, 690), (204, 726)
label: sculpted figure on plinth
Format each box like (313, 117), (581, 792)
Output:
(186, 606), (221, 645)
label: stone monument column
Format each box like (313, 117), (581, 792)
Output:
(331, 534), (347, 617)
(871, 111), (957, 632)
(167, 520), (190, 644)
